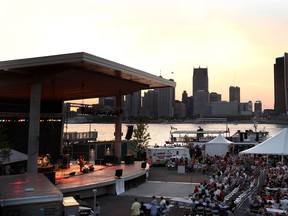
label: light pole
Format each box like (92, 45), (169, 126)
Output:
(93, 188), (97, 216)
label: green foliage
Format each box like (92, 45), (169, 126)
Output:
(131, 117), (151, 156)
(0, 124), (12, 164)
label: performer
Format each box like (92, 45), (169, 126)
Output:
(78, 155), (84, 172)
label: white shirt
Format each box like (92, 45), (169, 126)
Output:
(160, 198), (166, 207)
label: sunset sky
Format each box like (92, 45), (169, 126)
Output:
(1, 1), (288, 109)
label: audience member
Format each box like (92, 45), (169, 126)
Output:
(131, 198), (141, 216)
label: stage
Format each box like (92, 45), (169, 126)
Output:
(54, 161), (148, 199)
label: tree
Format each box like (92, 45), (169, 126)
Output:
(130, 117), (151, 160)
(0, 124), (12, 166)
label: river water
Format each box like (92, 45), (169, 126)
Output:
(64, 122), (288, 146)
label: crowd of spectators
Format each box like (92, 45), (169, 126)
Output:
(150, 142), (288, 215)
(248, 159), (288, 215)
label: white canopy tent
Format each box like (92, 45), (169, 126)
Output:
(239, 128), (288, 162)
(205, 134), (233, 156)
(2, 149), (28, 165)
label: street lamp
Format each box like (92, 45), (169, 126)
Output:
(93, 188), (97, 216)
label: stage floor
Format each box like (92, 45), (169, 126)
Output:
(54, 161), (147, 194)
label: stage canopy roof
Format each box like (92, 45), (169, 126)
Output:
(0, 52), (176, 101)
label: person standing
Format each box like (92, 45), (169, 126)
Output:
(147, 156), (152, 165)
(151, 196), (157, 205)
(159, 196), (167, 215)
(78, 155), (84, 172)
(159, 196), (166, 210)
(94, 202), (100, 216)
(131, 198), (141, 216)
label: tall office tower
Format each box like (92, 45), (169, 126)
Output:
(229, 86), (240, 103)
(193, 90), (210, 117)
(182, 90), (189, 117)
(155, 85), (175, 118)
(187, 96), (194, 119)
(182, 90), (188, 104)
(210, 92), (221, 102)
(193, 67), (209, 117)
(142, 90), (157, 117)
(254, 100), (262, 116)
(125, 91), (141, 118)
(274, 53), (288, 114)
(193, 67), (208, 96)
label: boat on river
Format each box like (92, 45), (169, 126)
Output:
(169, 125), (269, 147)
(169, 126), (229, 146)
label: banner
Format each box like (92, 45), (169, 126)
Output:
(115, 179), (125, 195)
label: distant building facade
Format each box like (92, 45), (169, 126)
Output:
(99, 96), (116, 107)
(210, 92), (221, 102)
(210, 101), (238, 116)
(125, 91), (141, 119)
(229, 86), (240, 103)
(193, 90), (210, 117)
(187, 96), (194, 119)
(193, 67), (209, 117)
(254, 100), (262, 116)
(193, 67), (208, 96)
(155, 86), (175, 118)
(142, 90), (157, 117)
(239, 101), (253, 116)
(181, 90), (189, 117)
(274, 53), (288, 114)
(174, 100), (186, 119)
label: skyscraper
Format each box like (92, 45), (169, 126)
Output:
(142, 90), (158, 117)
(193, 67), (208, 96)
(229, 86), (240, 103)
(193, 67), (209, 117)
(182, 90), (189, 117)
(125, 91), (141, 119)
(182, 90), (188, 104)
(254, 100), (262, 116)
(155, 85), (175, 118)
(274, 53), (288, 114)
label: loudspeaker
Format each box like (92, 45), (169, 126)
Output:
(141, 162), (147, 169)
(115, 169), (123, 178)
(125, 125), (133, 140)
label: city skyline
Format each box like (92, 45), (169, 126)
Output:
(1, 1), (288, 109)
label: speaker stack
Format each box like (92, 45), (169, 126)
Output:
(115, 169), (123, 178)
(125, 125), (134, 140)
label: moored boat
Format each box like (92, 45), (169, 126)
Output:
(169, 125), (269, 148)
